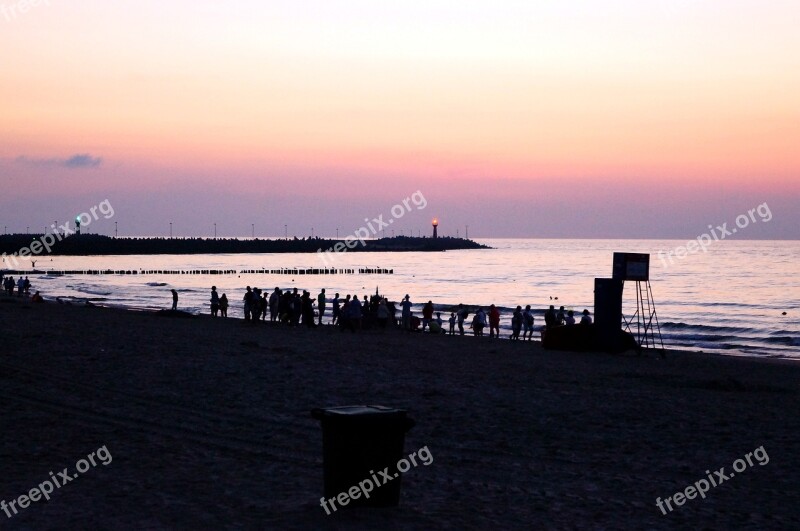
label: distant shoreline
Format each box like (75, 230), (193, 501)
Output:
(0, 234), (490, 256)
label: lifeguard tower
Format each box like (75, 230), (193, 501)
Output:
(612, 253), (665, 354)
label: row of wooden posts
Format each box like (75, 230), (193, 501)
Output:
(2, 268), (393, 276)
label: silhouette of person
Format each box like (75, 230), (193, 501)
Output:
(422, 300), (434, 331)
(269, 287), (280, 322)
(348, 294), (363, 332)
(544, 305), (556, 328)
(488, 304), (500, 338)
(317, 288), (326, 325)
(220, 294), (229, 317)
(243, 286), (253, 321)
(473, 307), (486, 336)
(401, 294), (412, 331)
(302, 291), (316, 327)
(457, 303), (468, 335)
(332, 293), (340, 325)
(511, 306), (522, 340)
(210, 286), (220, 316)
(171, 289), (178, 310)
(377, 298), (390, 329)
(522, 305), (535, 340)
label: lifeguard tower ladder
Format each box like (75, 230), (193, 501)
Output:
(613, 253), (665, 356)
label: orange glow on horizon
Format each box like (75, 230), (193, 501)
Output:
(0, 1), (798, 198)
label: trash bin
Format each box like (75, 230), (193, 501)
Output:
(311, 405), (415, 507)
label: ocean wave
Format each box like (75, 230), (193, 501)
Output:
(692, 301), (764, 308)
(662, 333), (751, 343)
(66, 285), (113, 296)
(660, 322), (753, 334)
(146, 282), (168, 287)
(719, 343), (771, 351)
(764, 336), (800, 346)
(689, 342), (733, 350)
(677, 341), (762, 352)
(769, 329), (800, 337)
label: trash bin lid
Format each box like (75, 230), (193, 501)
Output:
(311, 405), (407, 419)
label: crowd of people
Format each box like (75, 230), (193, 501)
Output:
(3, 271), (594, 339)
(0, 273), (43, 303)
(1, 274), (31, 297)
(1, 271), (594, 338)
(203, 285), (594, 340)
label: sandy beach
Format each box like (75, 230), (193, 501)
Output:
(1, 297), (798, 529)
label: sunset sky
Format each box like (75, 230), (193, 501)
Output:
(1, 1), (798, 238)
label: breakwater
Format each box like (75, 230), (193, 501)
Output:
(0, 234), (488, 256)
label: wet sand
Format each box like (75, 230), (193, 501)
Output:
(1, 297), (798, 529)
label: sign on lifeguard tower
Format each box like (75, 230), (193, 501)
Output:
(612, 252), (649, 282)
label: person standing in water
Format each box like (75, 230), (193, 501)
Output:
(171, 289), (178, 310)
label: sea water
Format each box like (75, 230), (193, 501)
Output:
(11, 239), (799, 360)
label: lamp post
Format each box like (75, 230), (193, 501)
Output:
(169, 222), (173, 238)
(115, 221), (118, 237)
(251, 223), (254, 238)
(432, 218), (438, 238)
(284, 224), (287, 239)
(214, 223), (217, 238)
